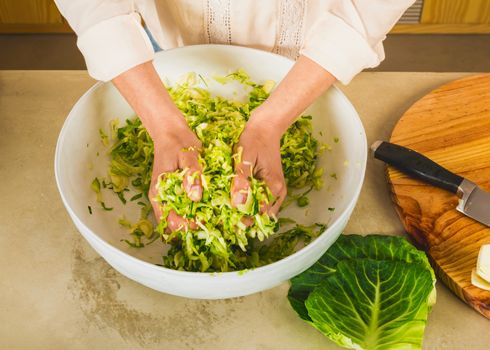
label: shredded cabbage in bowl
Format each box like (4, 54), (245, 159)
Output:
(92, 70), (327, 272)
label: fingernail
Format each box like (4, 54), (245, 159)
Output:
(188, 185), (202, 201)
(189, 220), (198, 230)
(232, 192), (246, 205)
(241, 216), (254, 227)
(260, 203), (270, 215)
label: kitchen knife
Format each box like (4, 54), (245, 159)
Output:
(371, 140), (490, 227)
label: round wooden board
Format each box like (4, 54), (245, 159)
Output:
(388, 74), (490, 319)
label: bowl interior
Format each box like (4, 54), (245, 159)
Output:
(56, 45), (366, 266)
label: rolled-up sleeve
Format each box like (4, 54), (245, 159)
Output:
(55, 0), (154, 82)
(300, 1), (415, 84)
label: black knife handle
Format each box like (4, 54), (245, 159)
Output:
(372, 141), (464, 194)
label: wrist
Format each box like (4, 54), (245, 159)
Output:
(144, 111), (189, 140)
(247, 108), (290, 138)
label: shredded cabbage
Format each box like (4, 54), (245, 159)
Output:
(93, 69), (326, 272)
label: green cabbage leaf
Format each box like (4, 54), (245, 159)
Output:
(288, 235), (436, 350)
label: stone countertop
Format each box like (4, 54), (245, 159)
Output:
(1, 71), (488, 349)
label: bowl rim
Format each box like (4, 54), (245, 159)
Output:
(54, 44), (367, 278)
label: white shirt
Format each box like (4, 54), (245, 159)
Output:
(55, 0), (415, 84)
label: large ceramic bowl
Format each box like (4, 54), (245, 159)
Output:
(55, 45), (367, 299)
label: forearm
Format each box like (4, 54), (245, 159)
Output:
(112, 61), (187, 139)
(248, 55), (336, 136)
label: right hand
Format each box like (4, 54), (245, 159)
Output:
(111, 62), (204, 231)
(148, 116), (202, 231)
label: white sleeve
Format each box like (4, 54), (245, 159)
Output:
(300, 1), (415, 84)
(54, 0), (154, 82)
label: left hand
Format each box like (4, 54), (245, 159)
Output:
(231, 116), (287, 216)
(231, 56), (337, 217)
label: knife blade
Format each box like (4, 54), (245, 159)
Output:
(371, 140), (490, 227)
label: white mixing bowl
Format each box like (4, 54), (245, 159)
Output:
(55, 45), (367, 299)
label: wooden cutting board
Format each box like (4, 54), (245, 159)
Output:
(387, 74), (490, 319)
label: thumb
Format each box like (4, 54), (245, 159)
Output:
(180, 148), (203, 202)
(231, 172), (250, 206)
(231, 149), (253, 207)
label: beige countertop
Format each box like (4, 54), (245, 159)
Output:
(1, 71), (488, 349)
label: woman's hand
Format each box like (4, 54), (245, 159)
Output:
(231, 55), (337, 216)
(112, 61), (203, 227)
(148, 119), (203, 224)
(231, 116), (286, 216)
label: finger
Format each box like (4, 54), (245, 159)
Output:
(166, 210), (198, 232)
(269, 186), (287, 216)
(231, 147), (254, 207)
(241, 215), (254, 227)
(150, 149), (178, 221)
(264, 174), (287, 217)
(180, 148), (203, 202)
(233, 145), (254, 180)
(150, 169), (175, 222)
(166, 210), (187, 232)
(231, 173), (250, 206)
